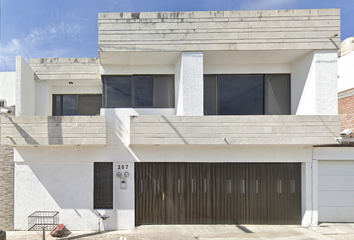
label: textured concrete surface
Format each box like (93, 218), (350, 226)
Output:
(1, 116), (106, 146)
(30, 58), (100, 81)
(98, 9), (340, 52)
(130, 115), (341, 145)
(5, 223), (354, 240)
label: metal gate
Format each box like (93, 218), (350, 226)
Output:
(135, 163), (301, 225)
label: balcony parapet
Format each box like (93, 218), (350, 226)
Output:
(1, 116), (106, 146)
(130, 115), (341, 145)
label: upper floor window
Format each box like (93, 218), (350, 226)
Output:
(53, 94), (102, 116)
(102, 75), (175, 108)
(204, 74), (290, 115)
(0, 100), (5, 107)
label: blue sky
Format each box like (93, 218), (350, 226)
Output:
(0, 0), (353, 72)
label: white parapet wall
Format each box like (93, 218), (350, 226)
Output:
(16, 57), (35, 116)
(130, 115), (341, 145)
(1, 116), (106, 146)
(0, 72), (16, 107)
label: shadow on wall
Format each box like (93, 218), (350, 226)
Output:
(7, 117), (39, 145)
(48, 116), (63, 145)
(292, 51), (315, 114)
(21, 162), (120, 230)
(26, 162), (93, 209)
(161, 115), (188, 144)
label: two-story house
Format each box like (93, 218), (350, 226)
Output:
(1, 9), (351, 231)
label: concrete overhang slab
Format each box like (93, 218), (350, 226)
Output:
(99, 50), (313, 66)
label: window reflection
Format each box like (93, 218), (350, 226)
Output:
(204, 74), (290, 115)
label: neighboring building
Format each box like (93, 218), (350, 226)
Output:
(338, 37), (354, 131)
(338, 37), (354, 93)
(339, 88), (354, 131)
(1, 9), (350, 230)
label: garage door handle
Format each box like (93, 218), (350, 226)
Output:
(163, 193), (165, 201)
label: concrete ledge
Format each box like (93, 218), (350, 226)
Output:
(130, 115), (341, 145)
(30, 58), (100, 81)
(1, 116), (106, 146)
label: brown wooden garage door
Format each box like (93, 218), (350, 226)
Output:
(135, 163), (301, 225)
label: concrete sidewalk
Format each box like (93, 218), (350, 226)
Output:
(5, 223), (354, 240)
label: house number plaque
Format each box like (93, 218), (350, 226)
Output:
(117, 165), (128, 170)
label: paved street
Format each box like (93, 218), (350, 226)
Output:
(5, 223), (354, 240)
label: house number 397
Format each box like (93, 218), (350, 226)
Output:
(118, 165), (128, 169)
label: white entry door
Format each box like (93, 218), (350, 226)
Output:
(319, 161), (354, 222)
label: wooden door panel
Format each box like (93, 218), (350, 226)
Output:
(135, 163), (165, 224)
(135, 162), (301, 225)
(248, 163), (268, 224)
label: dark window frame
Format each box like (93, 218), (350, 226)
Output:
(94, 162), (113, 209)
(102, 75), (175, 108)
(204, 74), (291, 115)
(52, 94), (102, 116)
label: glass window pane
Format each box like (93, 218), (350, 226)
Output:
(178, 179), (182, 193)
(218, 75), (263, 115)
(54, 95), (61, 116)
(62, 95), (77, 116)
(102, 76), (131, 108)
(155, 179), (159, 193)
(265, 74), (290, 115)
(290, 180), (295, 194)
(78, 95), (102, 115)
(204, 75), (217, 115)
(153, 75), (174, 108)
(192, 179), (196, 193)
(241, 179), (245, 194)
(227, 180), (231, 194)
(134, 76), (153, 107)
(277, 180), (282, 194)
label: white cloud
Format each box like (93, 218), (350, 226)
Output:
(0, 22), (86, 71)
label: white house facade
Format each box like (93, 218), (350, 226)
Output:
(1, 9), (352, 230)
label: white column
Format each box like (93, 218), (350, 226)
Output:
(301, 160), (318, 227)
(175, 52), (204, 116)
(312, 159), (319, 226)
(292, 50), (338, 115)
(301, 162), (313, 226)
(314, 50), (338, 115)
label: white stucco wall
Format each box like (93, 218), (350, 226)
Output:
(291, 50), (338, 115)
(16, 56), (35, 116)
(14, 147), (135, 231)
(0, 72), (16, 106)
(14, 107), (316, 230)
(12, 47), (340, 230)
(35, 81), (50, 116)
(338, 51), (354, 92)
(313, 147), (354, 160)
